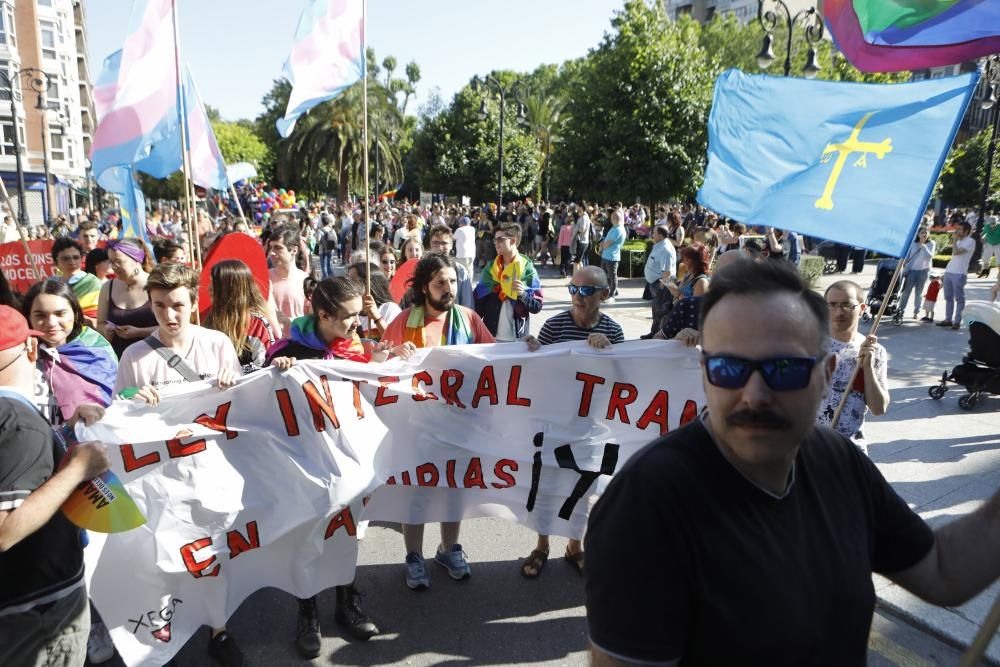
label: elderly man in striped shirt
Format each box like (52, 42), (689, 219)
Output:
(519, 265), (624, 578)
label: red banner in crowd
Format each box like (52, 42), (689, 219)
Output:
(0, 239), (56, 292)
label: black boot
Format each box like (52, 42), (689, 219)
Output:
(296, 596), (322, 659)
(334, 584), (378, 641)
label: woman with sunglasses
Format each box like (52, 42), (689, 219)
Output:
(96, 238), (158, 359)
(379, 248), (398, 280)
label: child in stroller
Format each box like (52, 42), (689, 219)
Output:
(929, 302), (1000, 410)
(864, 259), (905, 325)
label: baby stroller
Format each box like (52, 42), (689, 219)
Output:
(929, 321), (1000, 410)
(862, 259), (904, 325)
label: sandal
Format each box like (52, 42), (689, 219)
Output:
(564, 547), (584, 575)
(520, 549), (549, 579)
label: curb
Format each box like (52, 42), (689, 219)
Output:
(876, 594), (1000, 666)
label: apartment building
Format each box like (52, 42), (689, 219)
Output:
(663, 0), (817, 24)
(0, 0), (95, 225)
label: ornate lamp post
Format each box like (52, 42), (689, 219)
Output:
(0, 67), (54, 227)
(756, 0), (825, 78)
(971, 55), (1000, 274)
(471, 75), (527, 207)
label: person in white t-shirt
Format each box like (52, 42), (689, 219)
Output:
(268, 224), (309, 337)
(111, 262), (244, 665)
(453, 215), (476, 276)
(939, 221), (976, 331)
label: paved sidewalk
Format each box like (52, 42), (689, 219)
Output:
(534, 258), (1000, 661)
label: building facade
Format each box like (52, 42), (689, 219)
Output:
(0, 0), (94, 226)
(663, 0), (818, 24)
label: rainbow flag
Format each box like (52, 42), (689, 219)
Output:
(276, 0), (365, 138)
(822, 0), (1000, 72)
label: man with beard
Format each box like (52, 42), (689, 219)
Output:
(815, 280), (889, 453)
(381, 253), (494, 590)
(585, 259), (1000, 666)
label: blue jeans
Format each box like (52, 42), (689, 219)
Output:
(320, 251), (333, 278)
(943, 271), (967, 323)
(898, 268), (929, 316)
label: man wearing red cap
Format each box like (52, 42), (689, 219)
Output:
(0, 305), (110, 666)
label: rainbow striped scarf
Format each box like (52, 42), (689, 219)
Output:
(403, 305), (473, 348)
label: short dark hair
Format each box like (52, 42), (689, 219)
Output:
(429, 224), (452, 241)
(20, 278), (83, 342)
(958, 221), (973, 234)
(311, 276), (363, 317)
(825, 279), (864, 303)
(497, 223), (521, 243)
(700, 259), (829, 351)
(84, 247), (109, 275)
(408, 252), (456, 307)
(152, 239), (185, 263)
(348, 262), (393, 306)
(268, 223), (300, 253)
(146, 263), (200, 303)
(653, 225), (669, 240)
(78, 221), (99, 233)
(51, 236), (83, 262)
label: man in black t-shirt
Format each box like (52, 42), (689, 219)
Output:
(586, 260), (1000, 666)
(0, 305), (110, 667)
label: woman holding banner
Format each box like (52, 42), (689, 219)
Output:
(205, 259), (275, 375)
(96, 239), (157, 359)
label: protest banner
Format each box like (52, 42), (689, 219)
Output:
(81, 340), (703, 665)
(0, 239), (56, 292)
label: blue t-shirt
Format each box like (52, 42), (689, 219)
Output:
(601, 225), (626, 261)
(644, 240), (677, 284)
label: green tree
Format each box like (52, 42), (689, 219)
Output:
(552, 2), (716, 202)
(936, 129), (1000, 208)
(521, 89), (567, 202)
(211, 120), (272, 174)
(409, 82), (540, 201)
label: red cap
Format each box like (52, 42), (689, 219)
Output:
(0, 305), (44, 352)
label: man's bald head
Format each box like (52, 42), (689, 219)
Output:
(573, 265), (608, 287)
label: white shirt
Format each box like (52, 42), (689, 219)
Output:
(454, 226), (476, 259)
(945, 236), (976, 275)
(114, 326), (242, 394)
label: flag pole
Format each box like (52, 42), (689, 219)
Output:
(830, 257), (905, 429)
(361, 0), (371, 295)
(229, 184), (247, 221)
(169, 0), (194, 274)
(0, 177), (39, 281)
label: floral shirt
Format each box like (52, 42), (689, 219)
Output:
(816, 334), (888, 444)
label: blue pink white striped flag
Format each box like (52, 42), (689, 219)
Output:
(183, 69), (228, 191)
(276, 0), (365, 138)
(90, 0), (178, 190)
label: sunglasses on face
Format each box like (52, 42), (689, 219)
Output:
(702, 353), (821, 392)
(568, 284), (602, 297)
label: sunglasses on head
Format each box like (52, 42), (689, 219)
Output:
(568, 284), (602, 297)
(702, 353), (822, 392)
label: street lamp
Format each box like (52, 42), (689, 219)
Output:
(756, 0), (825, 78)
(971, 55), (1000, 273)
(0, 67), (53, 227)
(471, 75), (527, 207)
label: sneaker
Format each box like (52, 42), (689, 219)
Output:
(434, 544), (472, 580)
(208, 630), (245, 667)
(920, 316), (933, 322)
(87, 622), (115, 664)
(405, 552), (430, 590)
(936, 320), (953, 327)
(295, 597), (322, 659)
(952, 323), (961, 330)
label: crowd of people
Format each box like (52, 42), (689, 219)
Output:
(1, 192), (998, 667)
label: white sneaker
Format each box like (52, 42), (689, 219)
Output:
(87, 622), (115, 663)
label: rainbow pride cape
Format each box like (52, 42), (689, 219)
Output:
(42, 327), (118, 421)
(68, 271), (102, 320)
(822, 0), (1000, 72)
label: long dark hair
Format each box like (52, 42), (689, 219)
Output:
(0, 270), (16, 307)
(348, 262), (393, 306)
(20, 278), (84, 343)
(408, 252), (455, 308)
(311, 276), (364, 317)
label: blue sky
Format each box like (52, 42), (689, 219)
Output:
(87, 0), (625, 122)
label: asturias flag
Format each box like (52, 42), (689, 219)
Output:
(276, 0), (365, 138)
(697, 69), (979, 258)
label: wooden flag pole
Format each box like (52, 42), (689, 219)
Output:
(360, 0), (371, 295)
(830, 257), (905, 429)
(0, 176), (39, 281)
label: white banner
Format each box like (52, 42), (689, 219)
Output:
(81, 341), (704, 665)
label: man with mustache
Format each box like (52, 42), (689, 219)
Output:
(380, 252), (495, 590)
(585, 259), (1000, 666)
(815, 280), (889, 454)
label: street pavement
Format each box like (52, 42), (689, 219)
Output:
(94, 256), (1000, 666)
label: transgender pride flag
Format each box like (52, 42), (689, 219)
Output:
(276, 0), (365, 138)
(90, 0), (179, 190)
(184, 69), (228, 191)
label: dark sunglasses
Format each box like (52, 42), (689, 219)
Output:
(568, 284), (602, 297)
(702, 353), (822, 392)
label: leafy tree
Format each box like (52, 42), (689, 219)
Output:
(409, 83), (540, 201)
(211, 120), (272, 173)
(552, 2), (716, 202)
(936, 128), (1000, 209)
(521, 89), (566, 202)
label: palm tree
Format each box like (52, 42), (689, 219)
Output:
(280, 80), (404, 201)
(521, 91), (567, 202)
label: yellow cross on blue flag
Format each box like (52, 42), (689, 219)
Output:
(697, 69), (980, 257)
